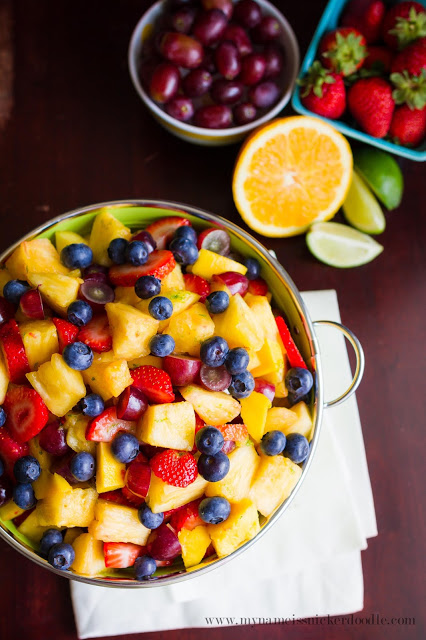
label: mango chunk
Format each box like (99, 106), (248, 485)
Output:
(178, 526), (211, 568)
(208, 499), (260, 558)
(240, 391), (271, 442)
(189, 249), (247, 280)
(96, 442), (126, 493)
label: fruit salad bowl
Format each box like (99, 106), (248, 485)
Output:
(0, 200), (364, 587)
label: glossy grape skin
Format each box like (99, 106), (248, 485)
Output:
(252, 16), (282, 43)
(149, 63), (180, 103)
(240, 53), (266, 85)
(165, 96), (194, 121)
(233, 0), (262, 28)
(211, 79), (243, 105)
(192, 9), (228, 46)
(168, 0), (194, 8)
(215, 41), (241, 80)
(194, 104), (233, 128)
(170, 7), (197, 34)
(222, 24), (253, 57)
(183, 68), (213, 97)
(264, 44), (285, 78)
(159, 32), (204, 69)
(249, 81), (280, 108)
(202, 49), (217, 73)
(201, 0), (233, 20)
(233, 102), (257, 125)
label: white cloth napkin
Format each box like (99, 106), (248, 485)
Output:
(71, 289), (377, 638)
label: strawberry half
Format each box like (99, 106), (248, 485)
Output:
(0, 319), (30, 384)
(0, 428), (29, 477)
(150, 449), (198, 487)
(145, 216), (191, 250)
(104, 542), (144, 568)
(109, 250), (176, 287)
(78, 314), (112, 353)
(131, 365), (175, 404)
(52, 317), (79, 354)
(275, 316), (307, 370)
(247, 277), (268, 296)
(85, 406), (136, 442)
(170, 499), (203, 532)
(3, 386), (49, 443)
(217, 423), (249, 445)
(183, 274), (210, 302)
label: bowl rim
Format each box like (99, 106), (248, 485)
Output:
(128, 0), (300, 138)
(0, 199), (324, 588)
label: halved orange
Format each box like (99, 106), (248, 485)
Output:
(232, 116), (353, 237)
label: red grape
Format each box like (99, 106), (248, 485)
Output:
(149, 62), (180, 103)
(249, 81), (280, 108)
(202, 49), (217, 73)
(183, 68), (213, 97)
(159, 32), (204, 69)
(264, 44), (285, 78)
(240, 53), (266, 85)
(211, 78), (243, 105)
(39, 421), (70, 456)
(233, 0), (262, 28)
(222, 24), (253, 56)
(79, 281), (115, 312)
(117, 386), (148, 421)
(252, 16), (282, 43)
(193, 9), (228, 46)
(169, 0), (194, 8)
(215, 41), (241, 80)
(165, 96), (194, 122)
(194, 104), (232, 128)
(0, 296), (16, 325)
(201, 0), (233, 20)
(233, 102), (257, 125)
(132, 230), (156, 253)
(200, 364), (232, 392)
(170, 7), (197, 34)
(0, 477), (13, 507)
(212, 271), (249, 295)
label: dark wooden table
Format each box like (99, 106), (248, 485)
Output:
(0, 0), (424, 638)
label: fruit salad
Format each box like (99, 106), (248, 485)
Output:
(0, 209), (314, 581)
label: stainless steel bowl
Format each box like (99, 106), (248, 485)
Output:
(0, 200), (364, 587)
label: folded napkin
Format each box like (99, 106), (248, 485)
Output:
(71, 289), (377, 638)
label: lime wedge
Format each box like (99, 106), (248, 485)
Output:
(343, 170), (386, 234)
(306, 222), (384, 268)
(354, 148), (403, 211)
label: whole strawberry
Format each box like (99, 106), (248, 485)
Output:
(389, 104), (426, 145)
(382, 1), (426, 50)
(391, 38), (426, 110)
(391, 36), (426, 75)
(299, 61), (346, 119)
(341, 0), (386, 44)
(348, 77), (395, 137)
(363, 45), (394, 73)
(319, 27), (367, 76)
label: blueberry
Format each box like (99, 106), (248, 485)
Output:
(63, 341), (94, 371)
(39, 529), (63, 557)
(199, 496), (231, 524)
(260, 430), (286, 456)
(148, 296), (173, 320)
(48, 542), (75, 571)
(225, 347), (249, 375)
(228, 371), (255, 399)
(61, 244), (93, 270)
(174, 226), (197, 243)
(138, 504), (164, 529)
(3, 280), (31, 304)
(169, 237), (199, 266)
(198, 451), (230, 482)
(205, 291), (229, 314)
(108, 238), (129, 264)
(0, 407), (6, 427)
(135, 275), (161, 300)
(67, 300), (93, 327)
(195, 426), (224, 456)
(70, 452), (96, 481)
(0, 458), (4, 478)
(13, 483), (36, 510)
(125, 241), (149, 266)
(244, 257), (261, 280)
(111, 432), (140, 464)
(284, 433), (310, 463)
(14, 456), (41, 483)
(285, 367), (314, 406)
(134, 555), (157, 580)
(150, 334), (175, 357)
(80, 393), (104, 417)
(200, 336), (229, 367)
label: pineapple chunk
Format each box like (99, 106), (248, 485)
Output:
(146, 473), (208, 513)
(17, 510), (55, 543)
(286, 401), (313, 438)
(27, 272), (81, 316)
(33, 469), (53, 500)
(82, 354), (132, 401)
(19, 319), (59, 370)
(205, 444), (259, 503)
(137, 401), (195, 451)
(208, 499), (260, 558)
(213, 294), (263, 351)
(161, 263), (185, 291)
(246, 349), (261, 372)
(89, 210), (131, 267)
(96, 442), (126, 493)
(6, 238), (69, 280)
(89, 500), (150, 545)
(0, 500), (25, 521)
(244, 294), (280, 341)
(250, 339), (284, 378)
(128, 355), (162, 370)
(178, 526), (211, 568)
(0, 352), (9, 404)
(37, 486), (98, 527)
(64, 527), (85, 545)
(164, 302), (215, 356)
(28, 436), (52, 470)
(249, 455), (302, 517)
(136, 289), (199, 332)
(64, 413), (96, 455)
(55, 230), (88, 255)
(180, 384), (240, 426)
(106, 302), (159, 360)
(264, 407), (298, 436)
(26, 353), (86, 417)
(0, 267), (11, 295)
(71, 533), (106, 576)
(189, 249), (247, 280)
(240, 391), (271, 442)
(114, 286), (141, 307)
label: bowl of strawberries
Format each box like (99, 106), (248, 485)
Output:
(292, 0), (426, 161)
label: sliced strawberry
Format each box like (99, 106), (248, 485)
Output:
(103, 542), (144, 568)
(99, 490), (133, 506)
(131, 365), (175, 404)
(85, 406), (136, 442)
(0, 428), (29, 477)
(163, 507), (180, 522)
(150, 449), (198, 488)
(170, 499), (203, 532)
(0, 319), (30, 384)
(52, 317), (79, 354)
(3, 386), (49, 443)
(217, 423), (249, 445)
(13, 507), (35, 527)
(19, 289), (44, 320)
(109, 250), (176, 287)
(121, 485), (145, 507)
(183, 274), (210, 302)
(275, 316), (307, 370)
(125, 459), (151, 498)
(247, 277), (268, 296)
(145, 216), (191, 250)
(78, 314), (112, 353)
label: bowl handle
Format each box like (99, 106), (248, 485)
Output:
(313, 320), (365, 409)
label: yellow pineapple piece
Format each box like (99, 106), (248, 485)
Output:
(17, 510), (56, 543)
(250, 339), (284, 378)
(0, 267), (11, 295)
(246, 349), (261, 372)
(164, 302), (215, 356)
(244, 294), (279, 341)
(0, 500), (25, 521)
(55, 230), (88, 255)
(0, 352), (9, 404)
(19, 319), (59, 370)
(64, 527), (85, 545)
(96, 442), (126, 493)
(106, 302), (159, 360)
(178, 526), (211, 568)
(249, 455), (302, 517)
(180, 384), (240, 426)
(209, 280), (230, 295)
(44, 472), (73, 497)
(286, 401), (313, 438)
(136, 289), (199, 332)
(36, 485), (97, 527)
(64, 413), (96, 455)
(6, 238), (69, 280)
(146, 473), (208, 513)
(189, 249), (247, 280)
(27, 353), (86, 417)
(33, 469), (53, 500)
(240, 391), (271, 442)
(161, 263), (185, 291)
(205, 444), (259, 503)
(138, 401), (195, 451)
(114, 286), (140, 307)
(89, 209), (131, 267)
(208, 499), (260, 558)
(89, 500), (150, 545)
(82, 353), (132, 401)
(27, 272), (82, 316)
(28, 436), (52, 470)
(71, 533), (106, 576)
(127, 355), (162, 370)
(264, 407), (298, 436)
(213, 294), (263, 351)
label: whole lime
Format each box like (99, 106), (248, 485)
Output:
(354, 148), (403, 211)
